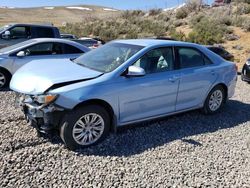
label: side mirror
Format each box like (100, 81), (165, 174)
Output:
(126, 66), (145, 77)
(2, 30), (10, 39)
(16, 51), (26, 57)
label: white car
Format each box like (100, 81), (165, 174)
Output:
(0, 38), (90, 88)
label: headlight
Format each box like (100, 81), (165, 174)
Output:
(35, 94), (58, 104)
(246, 61), (250, 66)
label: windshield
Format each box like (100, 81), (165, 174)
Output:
(0, 40), (36, 53)
(74, 42), (144, 72)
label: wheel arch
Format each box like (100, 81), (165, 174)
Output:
(0, 66), (12, 87)
(214, 83), (228, 102)
(0, 66), (12, 77)
(73, 99), (117, 132)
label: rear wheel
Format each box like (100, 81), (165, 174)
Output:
(60, 105), (110, 150)
(0, 69), (11, 89)
(202, 85), (225, 114)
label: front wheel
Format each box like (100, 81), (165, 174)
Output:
(202, 85), (226, 114)
(0, 69), (11, 89)
(60, 105), (110, 150)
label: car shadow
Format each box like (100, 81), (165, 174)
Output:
(71, 99), (250, 157)
(0, 87), (11, 92)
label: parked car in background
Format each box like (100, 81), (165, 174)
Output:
(241, 58), (250, 83)
(11, 39), (237, 150)
(154, 36), (177, 41)
(92, 37), (105, 45)
(73, 38), (102, 49)
(206, 46), (234, 61)
(60, 33), (77, 39)
(0, 38), (90, 88)
(0, 23), (60, 49)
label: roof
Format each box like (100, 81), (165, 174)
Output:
(0, 38), (90, 54)
(7, 23), (56, 28)
(30, 38), (90, 50)
(113, 39), (195, 47)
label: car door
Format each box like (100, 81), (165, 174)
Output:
(11, 42), (66, 73)
(31, 27), (54, 38)
(175, 47), (218, 111)
(118, 47), (180, 123)
(0, 26), (31, 48)
(8, 26), (31, 46)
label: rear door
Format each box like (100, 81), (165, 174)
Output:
(175, 47), (218, 111)
(31, 27), (54, 38)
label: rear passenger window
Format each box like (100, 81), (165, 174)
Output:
(178, 47), (207, 69)
(35, 27), (54, 38)
(63, 44), (83, 54)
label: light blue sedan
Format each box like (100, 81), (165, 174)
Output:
(10, 39), (237, 150)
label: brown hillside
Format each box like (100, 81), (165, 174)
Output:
(0, 5), (121, 26)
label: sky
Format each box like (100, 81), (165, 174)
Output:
(0, 0), (214, 10)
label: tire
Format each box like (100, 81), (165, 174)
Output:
(0, 69), (11, 89)
(60, 105), (110, 150)
(202, 85), (226, 115)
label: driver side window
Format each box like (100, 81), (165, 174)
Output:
(134, 47), (174, 74)
(9, 26), (30, 39)
(23, 43), (54, 56)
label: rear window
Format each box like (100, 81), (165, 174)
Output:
(73, 40), (97, 47)
(209, 47), (226, 56)
(63, 44), (83, 54)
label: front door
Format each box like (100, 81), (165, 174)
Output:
(0, 25), (31, 48)
(118, 47), (180, 123)
(11, 42), (83, 73)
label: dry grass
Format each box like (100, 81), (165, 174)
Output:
(0, 5), (121, 26)
(224, 27), (250, 69)
(176, 25), (250, 69)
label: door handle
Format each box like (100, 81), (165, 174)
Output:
(211, 70), (216, 75)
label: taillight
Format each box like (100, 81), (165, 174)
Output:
(234, 64), (238, 72)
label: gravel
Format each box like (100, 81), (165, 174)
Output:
(0, 77), (250, 187)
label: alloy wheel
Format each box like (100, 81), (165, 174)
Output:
(0, 72), (6, 88)
(209, 90), (223, 112)
(72, 113), (105, 146)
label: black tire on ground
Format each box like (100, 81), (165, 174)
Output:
(60, 105), (110, 150)
(202, 85), (226, 115)
(0, 69), (11, 89)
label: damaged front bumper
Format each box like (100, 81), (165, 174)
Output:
(15, 94), (66, 133)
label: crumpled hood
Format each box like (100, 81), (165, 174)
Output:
(10, 58), (102, 95)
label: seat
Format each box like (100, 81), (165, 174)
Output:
(52, 44), (62, 55)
